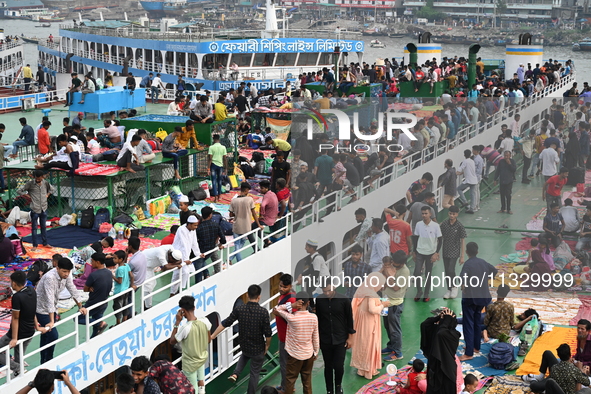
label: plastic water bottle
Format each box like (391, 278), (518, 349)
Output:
(117, 230), (124, 240)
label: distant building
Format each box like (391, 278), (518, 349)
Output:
(402, 0), (576, 23)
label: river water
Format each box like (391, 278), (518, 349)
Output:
(4, 18), (589, 83)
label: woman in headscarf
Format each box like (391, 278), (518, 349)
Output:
(350, 271), (388, 379)
(420, 309), (462, 394)
(523, 249), (553, 291)
(565, 131), (581, 170)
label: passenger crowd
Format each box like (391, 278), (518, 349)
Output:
(0, 61), (585, 394)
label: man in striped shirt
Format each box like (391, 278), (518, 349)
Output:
(274, 291), (319, 394)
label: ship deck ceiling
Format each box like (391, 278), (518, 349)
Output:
(59, 26), (363, 42)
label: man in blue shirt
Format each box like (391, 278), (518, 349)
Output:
(459, 242), (497, 361)
(139, 73), (153, 88)
(9, 117), (35, 159)
(247, 126), (264, 148)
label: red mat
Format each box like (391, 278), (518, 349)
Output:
(51, 163), (120, 176)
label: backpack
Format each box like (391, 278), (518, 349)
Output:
(210, 212), (233, 236)
(563, 89), (570, 97)
(92, 207), (111, 231)
(188, 188), (207, 204)
(80, 206), (95, 229)
(240, 163), (255, 179)
(488, 342), (515, 369)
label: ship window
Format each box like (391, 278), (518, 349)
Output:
(318, 52), (333, 66)
(231, 53), (253, 67)
(297, 52), (319, 66)
(253, 53), (274, 67)
(275, 53), (297, 67)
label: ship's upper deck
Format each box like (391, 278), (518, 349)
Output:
(59, 22), (363, 42)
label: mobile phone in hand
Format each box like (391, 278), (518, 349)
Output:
(51, 371), (65, 380)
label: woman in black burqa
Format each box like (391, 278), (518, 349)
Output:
(420, 309), (461, 394)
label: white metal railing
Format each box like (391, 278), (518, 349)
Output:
(0, 40), (23, 52)
(0, 214), (293, 385)
(59, 26), (361, 42)
(0, 59), (22, 73)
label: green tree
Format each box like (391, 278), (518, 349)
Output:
(416, 0), (447, 21)
(496, 0), (508, 15)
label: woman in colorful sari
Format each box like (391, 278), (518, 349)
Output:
(350, 272), (388, 379)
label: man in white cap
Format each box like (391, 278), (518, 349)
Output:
(171, 215), (202, 296)
(143, 245), (183, 309)
(298, 239), (330, 295)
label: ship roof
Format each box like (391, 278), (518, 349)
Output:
(169, 21), (201, 29)
(83, 20), (141, 29)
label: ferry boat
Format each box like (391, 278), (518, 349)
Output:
(37, 0), (364, 94)
(0, 29), (24, 86)
(573, 39), (591, 51)
(0, 68), (576, 393)
(0, 8), (579, 392)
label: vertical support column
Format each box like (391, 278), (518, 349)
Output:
(108, 177), (114, 209)
(185, 52), (189, 78)
(173, 51), (177, 76)
(145, 167), (151, 203)
(196, 54), (205, 79)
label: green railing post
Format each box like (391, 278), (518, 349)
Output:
(70, 177), (76, 214)
(146, 167), (151, 203)
(108, 177), (114, 209)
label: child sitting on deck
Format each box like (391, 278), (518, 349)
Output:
(461, 374), (479, 394)
(397, 359), (426, 394)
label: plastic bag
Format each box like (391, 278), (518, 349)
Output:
(233, 163), (245, 183)
(199, 180), (211, 198)
(59, 214), (72, 227)
(134, 206), (146, 221)
(155, 128), (168, 141)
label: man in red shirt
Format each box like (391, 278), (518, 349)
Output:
(160, 225), (178, 245)
(542, 167), (569, 212)
(272, 273), (296, 393)
(384, 205), (412, 255)
(257, 179), (278, 247)
(37, 120), (52, 155)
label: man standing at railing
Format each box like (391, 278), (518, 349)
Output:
(212, 284), (272, 394)
(79, 253), (111, 338)
(171, 216), (201, 296)
(0, 271), (47, 378)
(170, 295), (211, 394)
(36, 257), (87, 364)
(22, 64), (33, 94)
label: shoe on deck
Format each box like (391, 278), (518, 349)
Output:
(382, 347), (393, 354)
(383, 352), (403, 362)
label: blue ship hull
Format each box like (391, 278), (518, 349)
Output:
(139, 1), (164, 11)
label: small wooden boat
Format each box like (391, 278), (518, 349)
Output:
(370, 39), (386, 48)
